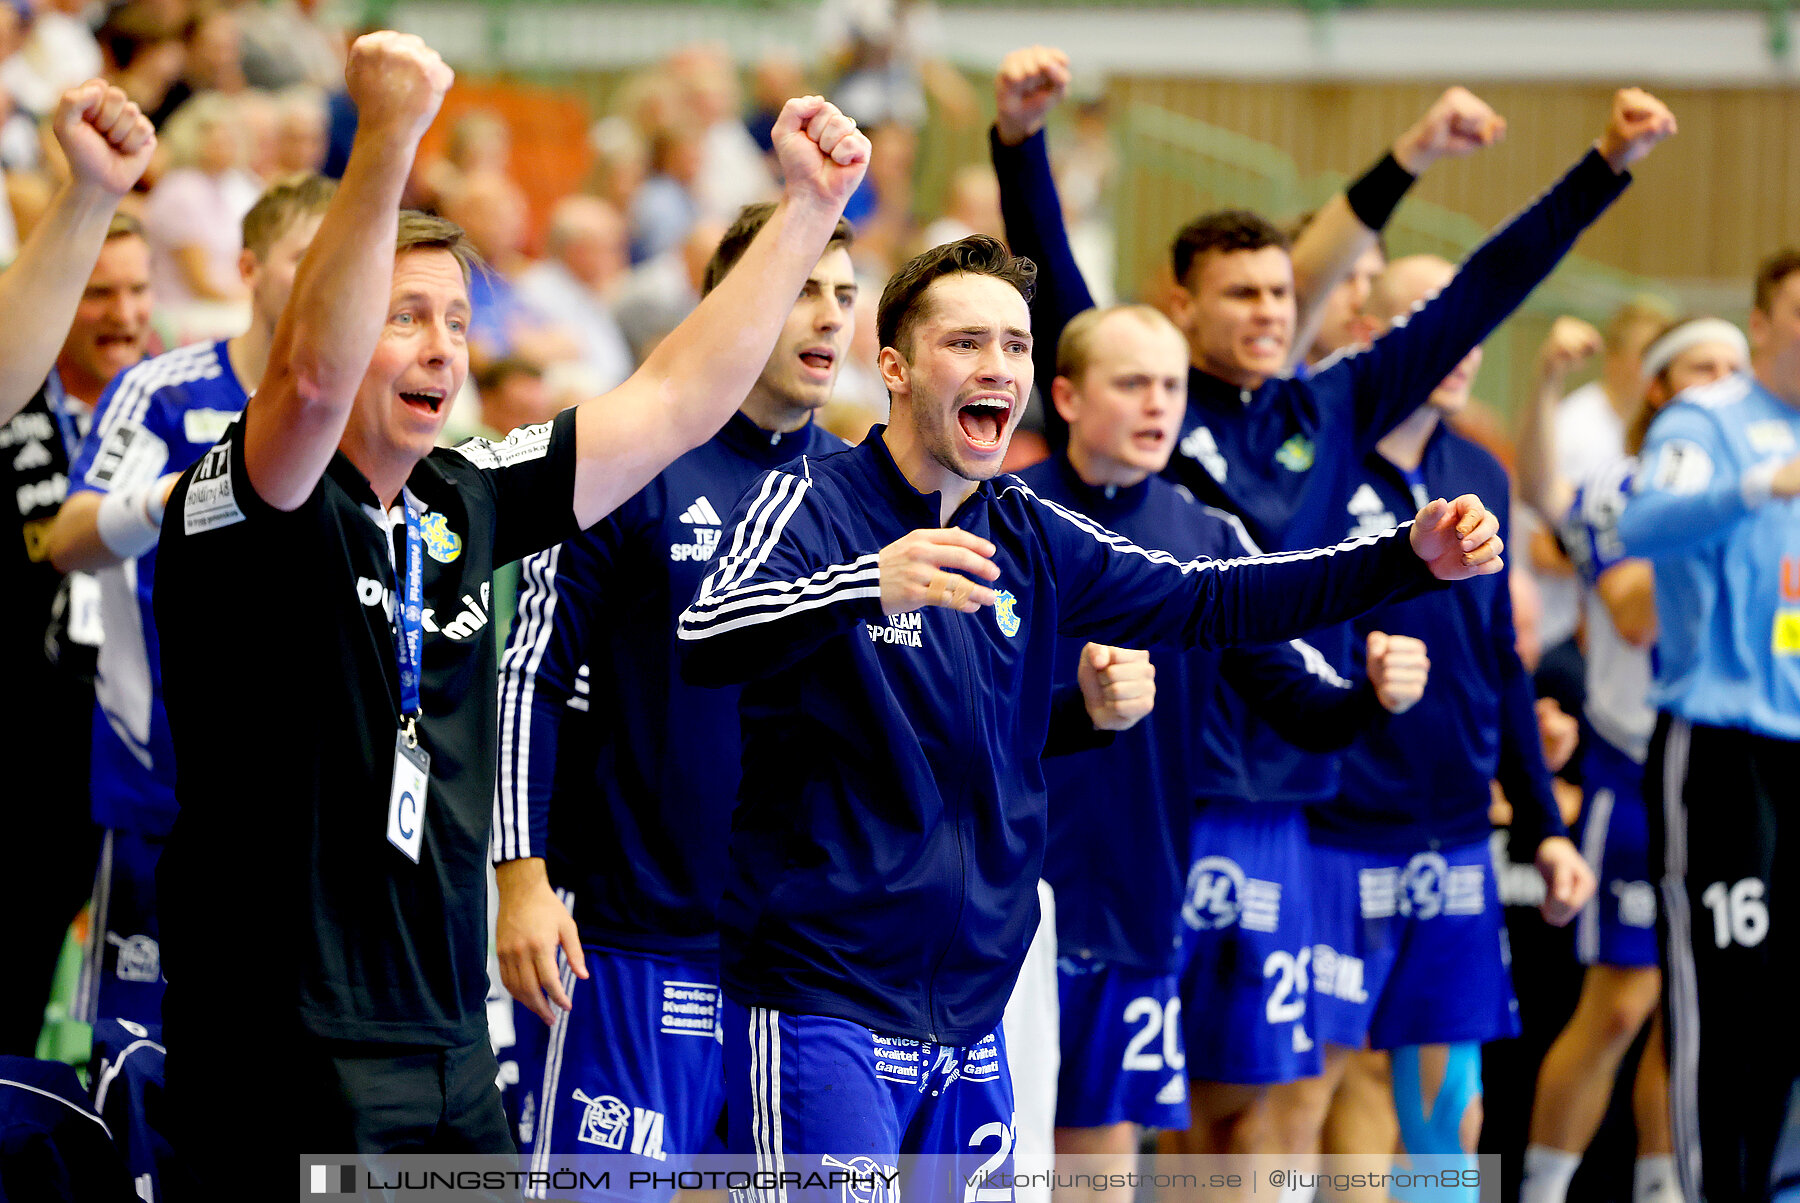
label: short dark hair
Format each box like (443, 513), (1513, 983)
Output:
(395, 210), (484, 287)
(241, 173), (336, 260)
(475, 356), (542, 395)
(106, 212), (144, 243)
(703, 202), (856, 296)
(1171, 209), (1289, 289)
(877, 235), (1036, 357)
(1754, 248), (1800, 314)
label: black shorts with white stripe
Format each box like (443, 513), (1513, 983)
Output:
(1647, 712), (1800, 1203)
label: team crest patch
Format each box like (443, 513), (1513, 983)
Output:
(1275, 433), (1315, 473)
(994, 590), (1021, 637)
(419, 511), (462, 563)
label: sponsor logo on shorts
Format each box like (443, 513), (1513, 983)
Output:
(1359, 853), (1485, 921)
(821, 1155), (899, 1203)
(572, 1089), (666, 1160)
(1309, 944), (1369, 1005)
(1613, 879), (1657, 928)
(1182, 856), (1281, 933)
(867, 611), (924, 648)
(659, 978), (718, 1038)
(873, 1034), (922, 1085)
(961, 1033), (1001, 1083)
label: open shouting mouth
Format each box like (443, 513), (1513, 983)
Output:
(957, 394), (1013, 452)
(400, 388), (448, 416)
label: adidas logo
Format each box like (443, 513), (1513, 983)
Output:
(679, 496), (722, 526)
(1347, 484), (1385, 515)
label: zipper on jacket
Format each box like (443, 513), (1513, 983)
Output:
(922, 587), (982, 1042)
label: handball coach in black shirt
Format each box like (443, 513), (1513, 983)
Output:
(151, 31), (870, 1186)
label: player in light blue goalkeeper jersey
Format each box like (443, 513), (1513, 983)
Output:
(1515, 315), (1746, 1203)
(1616, 251), (1800, 1203)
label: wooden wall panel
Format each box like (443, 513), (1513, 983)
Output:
(1109, 77), (1800, 288)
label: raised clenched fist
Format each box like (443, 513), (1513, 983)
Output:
(345, 31), (454, 146)
(1393, 86), (1505, 174)
(53, 81), (155, 198)
(1597, 87), (1676, 174)
(773, 96), (871, 213)
(1536, 315), (1603, 381)
(994, 45), (1071, 147)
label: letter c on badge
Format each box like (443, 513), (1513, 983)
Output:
(399, 791), (419, 839)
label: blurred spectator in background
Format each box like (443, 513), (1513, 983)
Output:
(818, 0), (975, 128)
(2, 0), (104, 126)
(271, 85), (328, 177)
(666, 44), (775, 222)
(840, 120), (916, 275)
(97, 5), (185, 127)
(518, 195), (635, 397)
(745, 50), (807, 159)
(587, 114), (647, 218)
(441, 169), (580, 372)
(615, 216), (723, 361)
(147, 5), (246, 128)
(414, 107), (509, 213)
(631, 118), (704, 263)
(142, 91), (256, 311)
(235, 0), (344, 92)
(919, 162), (1001, 249)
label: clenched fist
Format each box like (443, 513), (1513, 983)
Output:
(53, 81), (155, 198)
(994, 45), (1071, 147)
(345, 31), (454, 147)
(1596, 87), (1676, 174)
(1365, 631), (1429, 715)
(773, 96), (871, 213)
(1392, 86), (1505, 174)
(1536, 316), (1603, 383)
(1409, 495), (1504, 580)
(1078, 644), (1155, 732)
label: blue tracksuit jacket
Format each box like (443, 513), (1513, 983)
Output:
(678, 426), (1447, 1043)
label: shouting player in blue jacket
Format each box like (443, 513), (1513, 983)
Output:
(678, 234), (1508, 1181)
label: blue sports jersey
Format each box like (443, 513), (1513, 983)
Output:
(995, 129), (1631, 808)
(67, 340), (248, 838)
(90, 1018), (171, 1203)
(1020, 454), (1380, 974)
(1562, 456), (1656, 762)
(677, 426), (1446, 1045)
(1312, 425), (1568, 856)
(493, 411), (845, 954)
(0, 1057), (137, 1201)
(1616, 372), (1800, 739)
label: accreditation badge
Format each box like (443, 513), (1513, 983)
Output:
(387, 730), (431, 863)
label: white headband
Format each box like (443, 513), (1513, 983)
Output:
(1640, 317), (1749, 387)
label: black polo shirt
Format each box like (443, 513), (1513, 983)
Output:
(154, 408), (579, 1046)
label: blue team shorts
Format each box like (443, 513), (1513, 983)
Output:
(1178, 801), (1323, 1085)
(1573, 736), (1659, 969)
(507, 945), (725, 1200)
(78, 827), (165, 1029)
(1308, 837), (1520, 1051)
(1054, 952), (1188, 1129)
(721, 997), (1014, 1202)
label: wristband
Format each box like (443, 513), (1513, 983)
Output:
(96, 472), (177, 558)
(1344, 152), (1417, 232)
